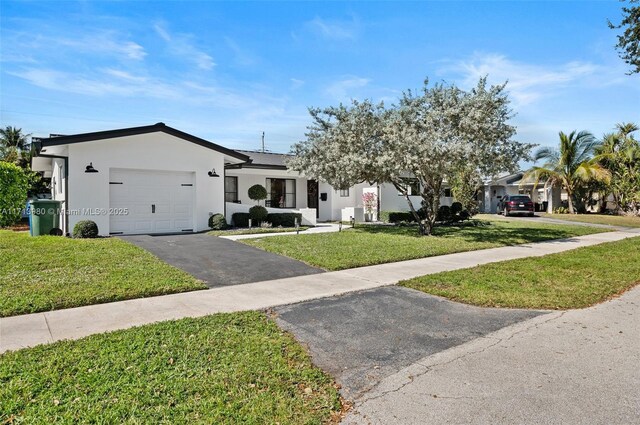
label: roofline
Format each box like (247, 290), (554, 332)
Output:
(226, 163), (289, 170)
(39, 123), (251, 162)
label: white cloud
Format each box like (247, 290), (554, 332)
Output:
(442, 53), (599, 106)
(1, 29), (147, 62)
(305, 16), (360, 40)
(326, 76), (371, 101)
(224, 37), (256, 66)
(153, 22), (215, 70)
(290, 78), (305, 90)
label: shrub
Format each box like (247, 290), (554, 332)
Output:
(73, 220), (99, 238)
(554, 207), (569, 214)
(380, 211), (417, 223)
(249, 205), (268, 222)
(0, 162), (29, 227)
(248, 184), (267, 202)
(208, 213), (228, 230)
(267, 213), (302, 227)
(451, 202), (463, 215)
(437, 205), (451, 222)
(232, 213), (250, 227)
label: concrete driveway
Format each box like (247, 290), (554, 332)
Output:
(273, 286), (543, 399)
(121, 233), (323, 287)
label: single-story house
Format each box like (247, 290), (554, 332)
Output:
(32, 123), (249, 235)
(478, 173), (563, 214)
(32, 123), (566, 236)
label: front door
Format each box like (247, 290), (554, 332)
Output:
(307, 180), (319, 218)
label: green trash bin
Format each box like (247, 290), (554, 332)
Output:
(29, 200), (63, 236)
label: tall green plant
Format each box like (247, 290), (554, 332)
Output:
(597, 123), (640, 214)
(0, 162), (30, 227)
(524, 131), (610, 214)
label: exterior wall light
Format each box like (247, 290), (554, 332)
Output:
(208, 168), (220, 177)
(85, 162), (98, 173)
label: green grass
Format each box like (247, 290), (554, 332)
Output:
(0, 231), (206, 317)
(242, 219), (609, 271)
(0, 312), (342, 424)
(400, 236), (640, 310)
(209, 227), (310, 236)
(539, 212), (640, 228)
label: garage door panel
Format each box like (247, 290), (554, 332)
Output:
(109, 169), (195, 235)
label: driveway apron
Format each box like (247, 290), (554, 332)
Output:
(274, 286), (544, 399)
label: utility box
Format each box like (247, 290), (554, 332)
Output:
(29, 200), (62, 236)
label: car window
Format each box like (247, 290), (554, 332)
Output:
(511, 196), (530, 201)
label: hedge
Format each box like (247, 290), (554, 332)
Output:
(232, 213), (251, 227)
(267, 213), (302, 227)
(379, 211), (417, 223)
(232, 212), (302, 228)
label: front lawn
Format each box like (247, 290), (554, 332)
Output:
(400, 236), (640, 309)
(539, 212), (640, 228)
(0, 231), (206, 317)
(242, 219), (608, 271)
(0, 312), (342, 424)
(209, 226), (310, 236)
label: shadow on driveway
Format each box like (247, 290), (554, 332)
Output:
(121, 233), (323, 287)
(274, 286), (545, 400)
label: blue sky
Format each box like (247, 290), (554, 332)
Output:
(1, 1), (638, 154)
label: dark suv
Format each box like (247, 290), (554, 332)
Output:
(497, 195), (534, 217)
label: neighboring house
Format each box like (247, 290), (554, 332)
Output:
(32, 123), (249, 236)
(479, 173), (563, 214)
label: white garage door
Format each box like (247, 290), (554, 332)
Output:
(109, 169), (195, 235)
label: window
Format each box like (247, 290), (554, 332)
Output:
(398, 178), (420, 196)
(225, 176), (238, 203)
(340, 188), (350, 197)
(443, 188), (452, 197)
(266, 178), (296, 208)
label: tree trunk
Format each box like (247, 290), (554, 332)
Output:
(393, 182), (425, 235)
(418, 176), (442, 236)
(566, 188), (575, 214)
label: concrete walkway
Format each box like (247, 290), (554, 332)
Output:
(2, 228), (638, 353)
(488, 213), (630, 230)
(343, 283), (640, 425)
(221, 222), (348, 241)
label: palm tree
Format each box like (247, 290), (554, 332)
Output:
(524, 130), (611, 214)
(0, 126), (32, 166)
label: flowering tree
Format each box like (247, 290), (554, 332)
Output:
(362, 192), (377, 215)
(288, 78), (533, 235)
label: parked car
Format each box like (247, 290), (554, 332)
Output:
(497, 195), (535, 217)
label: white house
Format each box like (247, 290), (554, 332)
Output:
(32, 123), (564, 237)
(32, 123), (250, 236)
(224, 150), (458, 222)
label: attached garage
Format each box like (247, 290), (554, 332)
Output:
(34, 123), (250, 236)
(109, 169), (195, 235)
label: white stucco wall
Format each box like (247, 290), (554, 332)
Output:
(64, 132), (228, 235)
(225, 168), (308, 209)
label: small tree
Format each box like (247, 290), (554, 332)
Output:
(248, 184), (267, 205)
(524, 131), (611, 214)
(609, 0), (640, 74)
(362, 192), (377, 217)
(0, 162), (30, 227)
(449, 166), (482, 216)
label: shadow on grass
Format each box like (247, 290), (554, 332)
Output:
(351, 220), (589, 246)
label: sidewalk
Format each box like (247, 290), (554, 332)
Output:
(220, 222), (348, 241)
(2, 229), (638, 353)
(343, 279), (640, 425)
